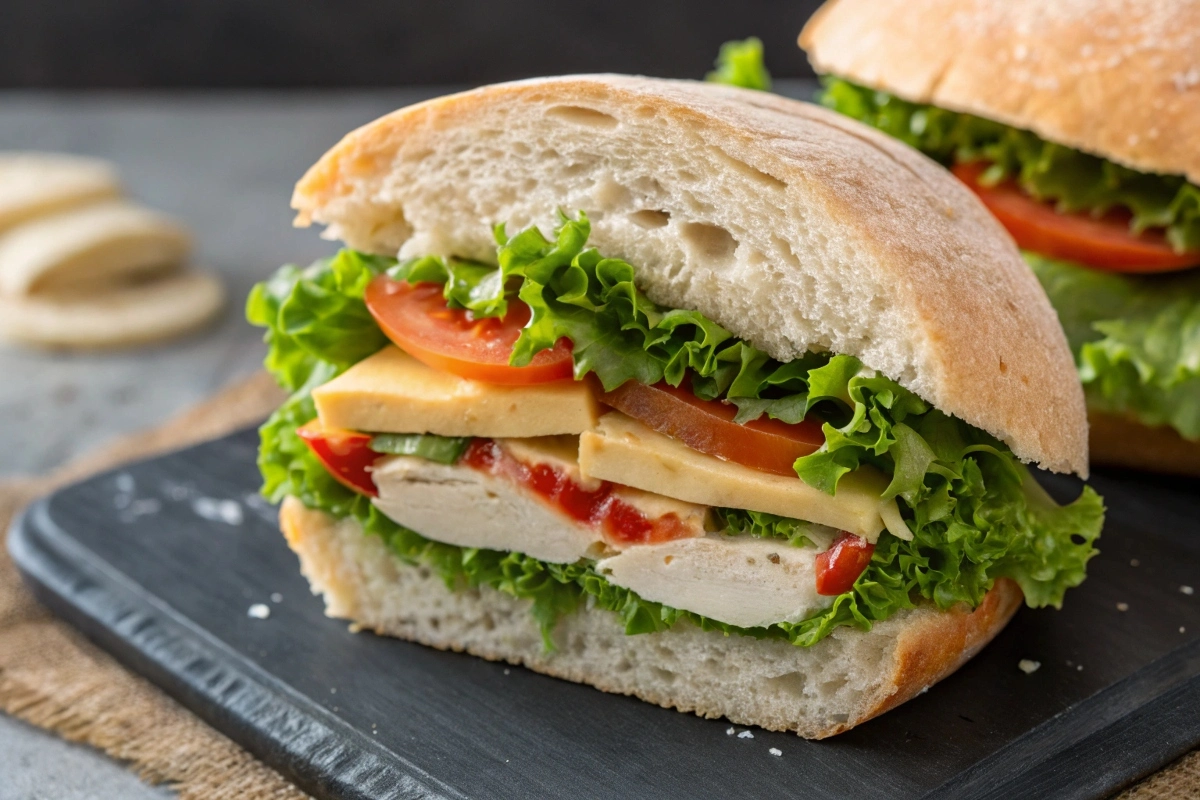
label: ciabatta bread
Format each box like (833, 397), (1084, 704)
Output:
(280, 496), (1023, 740)
(291, 75), (1088, 477)
(800, 0), (1200, 184)
(0, 270), (224, 349)
(1089, 411), (1200, 477)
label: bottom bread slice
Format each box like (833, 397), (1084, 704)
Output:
(1089, 411), (1200, 477)
(280, 495), (1023, 739)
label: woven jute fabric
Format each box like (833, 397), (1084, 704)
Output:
(0, 371), (1194, 798)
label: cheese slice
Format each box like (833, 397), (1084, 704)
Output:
(313, 346), (600, 437)
(0, 202), (190, 296)
(596, 535), (833, 628)
(579, 412), (889, 540)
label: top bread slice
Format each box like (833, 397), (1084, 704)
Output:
(800, 0), (1200, 185)
(291, 75), (1088, 476)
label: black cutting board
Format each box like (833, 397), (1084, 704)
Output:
(7, 427), (1200, 800)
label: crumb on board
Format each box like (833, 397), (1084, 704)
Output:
(1182, 586), (1194, 596)
(247, 603), (270, 620)
(1018, 659), (1041, 674)
(1130, 558), (1140, 567)
(1116, 602), (1129, 612)
(737, 730), (755, 739)
(769, 748), (782, 757)
(270, 592), (283, 603)
(726, 727), (735, 736)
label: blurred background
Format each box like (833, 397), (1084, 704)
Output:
(1, 0), (821, 88)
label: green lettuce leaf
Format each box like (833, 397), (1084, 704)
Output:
(1026, 252), (1200, 439)
(246, 249), (394, 394)
(713, 508), (817, 548)
(249, 215), (1105, 649)
(819, 78), (1200, 252)
(705, 37), (772, 92)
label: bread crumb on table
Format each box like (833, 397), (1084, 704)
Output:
(769, 748), (782, 757)
(247, 603), (270, 619)
(737, 730), (754, 739)
(1018, 659), (1041, 674)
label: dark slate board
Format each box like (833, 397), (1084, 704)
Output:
(7, 427), (1200, 800)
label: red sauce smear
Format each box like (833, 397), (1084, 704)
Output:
(462, 438), (692, 546)
(814, 531), (875, 596)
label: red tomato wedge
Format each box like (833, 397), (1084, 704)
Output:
(364, 275), (574, 385)
(952, 161), (1200, 273)
(599, 379), (825, 477)
(814, 531), (875, 596)
(296, 419), (380, 496)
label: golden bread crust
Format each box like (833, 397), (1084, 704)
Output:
(1089, 411), (1200, 476)
(290, 75), (1088, 476)
(800, 0), (1200, 184)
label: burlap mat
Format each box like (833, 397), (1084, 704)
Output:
(0, 372), (1195, 799)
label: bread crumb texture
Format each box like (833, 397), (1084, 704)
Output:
(280, 496), (1022, 739)
(801, 0), (1200, 184)
(292, 75), (1087, 475)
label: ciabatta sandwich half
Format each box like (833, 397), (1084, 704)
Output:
(802, 0), (1200, 476)
(249, 75), (1104, 739)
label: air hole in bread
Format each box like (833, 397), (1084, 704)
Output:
(765, 671), (808, 700)
(651, 667), (677, 685)
(715, 148), (787, 192)
(681, 221), (737, 270)
(593, 177), (631, 210)
(820, 675), (848, 695)
(545, 105), (619, 129)
(512, 141), (532, 157)
(629, 209), (671, 229)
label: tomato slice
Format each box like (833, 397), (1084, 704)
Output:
(297, 419), (380, 496)
(814, 531), (875, 596)
(952, 162), (1200, 273)
(600, 379), (825, 477)
(364, 275), (575, 385)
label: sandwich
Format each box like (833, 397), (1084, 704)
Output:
(247, 75), (1104, 738)
(801, 0), (1200, 475)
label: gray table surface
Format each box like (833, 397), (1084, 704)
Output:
(0, 80), (815, 797)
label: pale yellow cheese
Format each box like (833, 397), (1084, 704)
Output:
(578, 412), (889, 541)
(313, 346), (600, 437)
